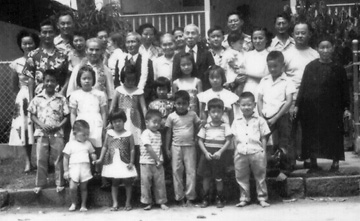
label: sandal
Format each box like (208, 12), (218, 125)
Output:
(110, 207), (119, 211)
(124, 206), (132, 211)
(56, 186), (65, 193)
(143, 204), (152, 210)
(235, 201), (249, 207)
(33, 187), (42, 194)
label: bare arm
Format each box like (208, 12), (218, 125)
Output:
(63, 153), (70, 180)
(109, 91), (119, 114)
(257, 94), (264, 118)
(100, 105), (108, 130)
(213, 136), (232, 159)
(70, 108), (77, 128)
(198, 138), (212, 160)
(139, 95), (147, 119)
(172, 82), (179, 97)
(95, 134), (109, 164)
(196, 78), (203, 93)
(165, 127), (172, 159)
(145, 144), (161, 164)
(128, 135), (135, 169)
(261, 136), (267, 152)
(268, 93), (292, 126)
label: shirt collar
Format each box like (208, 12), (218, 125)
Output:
(38, 90), (62, 99)
(186, 44), (198, 54)
(237, 111), (259, 120)
(127, 53), (139, 61)
(272, 36), (295, 46)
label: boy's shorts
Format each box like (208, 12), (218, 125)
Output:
(69, 163), (93, 183)
(197, 147), (226, 180)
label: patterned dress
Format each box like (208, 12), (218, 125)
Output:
(8, 57), (34, 146)
(101, 130), (138, 178)
(115, 86), (145, 146)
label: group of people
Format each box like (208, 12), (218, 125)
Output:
(8, 9), (350, 212)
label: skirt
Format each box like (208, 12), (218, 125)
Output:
(102, 148), (138, 179)
(8, 86), (34, 146)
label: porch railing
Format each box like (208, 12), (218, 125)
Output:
(121, 11), (207, 35)
(326, 3), (358, 16)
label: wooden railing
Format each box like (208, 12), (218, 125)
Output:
(325, 3), (358, 16)
(121, 11), (207, 35)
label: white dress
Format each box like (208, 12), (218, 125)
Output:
(8, 57), (34, 146)
(101, 130), (138, 179)
(69, 89), (107, 147)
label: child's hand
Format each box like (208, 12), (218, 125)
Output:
(267, 117), (277, 127)
(94, 159), (102, 165)
(127, 163), (134, 170)
(212, 151), (222, 160)
(235, 75), (247, 84)
(40, 124), (54, 133)
(200, 119), (207, 127)
(63, 171), (70, 180)
(156, 161), (163, 168)
(166, 149), (172, 160)
(204, 152), (212, 161)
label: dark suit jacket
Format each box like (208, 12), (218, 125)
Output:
(172, 43), (215, 90)
(114, 54), (154, 103)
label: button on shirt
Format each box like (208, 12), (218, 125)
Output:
(231, 113), (270, 155)
(257, 73), (296, 118)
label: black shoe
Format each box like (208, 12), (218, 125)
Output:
(216, 195), (225, 208)
(200, 199), (209, 208)
(329, 161), (339, 172)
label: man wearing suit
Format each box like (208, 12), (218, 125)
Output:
(115, 32), (154, 102)
(172, 24), (215, 90)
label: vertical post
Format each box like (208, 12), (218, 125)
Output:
(352, 40), (360, 152)
(204, 0), (211, 37)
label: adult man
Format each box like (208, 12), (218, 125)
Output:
(54, 11), (75, 55)
(270, 13), (295, 52)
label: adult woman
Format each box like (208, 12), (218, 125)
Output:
(243, 27), (272, 100)
(222, 12), (252, 51)
(9, 30), (40, 173)
(294, 36), (350, 171)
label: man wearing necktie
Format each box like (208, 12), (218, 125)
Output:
(172, 24), (215, 90)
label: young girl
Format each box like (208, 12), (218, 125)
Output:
(63, 120), (97, 212)
(69, 65), (107, 151)
(221, 31), (247, 96)
(96, 110), (137, 211)
(110, 64), (147, 160)
(198, 65), (238, 125)
(172, 52), (202, 114)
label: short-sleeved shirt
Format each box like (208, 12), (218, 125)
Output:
(63, 140), (95, 164)
(197, 122), (231, 149)
(231, 112), (270, 155)
(165, 111), (200, 146)
(270, 36), (295, 52)
(28, 91), (70, 137)
(257, 73), (296, 118)
(23, 47), (69, 94)
(153, 55), (174, 81)
(139, 44), (163, 61)
(284, 46), (319, 95)
(140, 129), (163, 164)
(54, 35), (74, 55)
(148, 99), (174, 127)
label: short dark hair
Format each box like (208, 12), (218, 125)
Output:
(316, 34), (334, 46)
(57, 10), (75, 22)
(227, 11), (243, 21)
(173, 52), (197, 79)
(16, 29), (40, 52)
(121, 63), (138, 84)
(73, 119), (90, 134)
(207, 26), (225, 37)
(137, 23), (158, 36)
(204, 65), (226, 87)
(43, 69), (58, 81)
(145, 109), (162, 120)
(174, 90), (190, 103)
(109, 32), (124, 49)
(294, 21), (313, 34)
(39, 19), (56, 30)
(274, 12), (291, 23)
(154, 77), (171, 92)
(227, 31), (243, 45)
(109, 109), (127, 123)
(76, 65), (96, 87)
(172, 27), (184, 35)
(73, 30), (86, 39)
(207, 98), (224, 111)
(267, 50), (284, 63)
(251, 27), (273, 48)
(239, 91), (255, 102)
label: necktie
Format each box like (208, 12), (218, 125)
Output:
(189, 49), (194, 60)
(130, 56), (135, 65)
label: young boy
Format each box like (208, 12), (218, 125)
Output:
(257, 51), (296, 171)
(232, 92), (270, 207)
(63, 120), (97, 212)
(207, 26), (225, 66)
(28, 69), (70, 194)
(140, 110), (169, 210)
(197, 98), (232, 208)
(165, 90), (200, 206)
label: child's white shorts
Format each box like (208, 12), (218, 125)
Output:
(69, 163), (93, 183)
